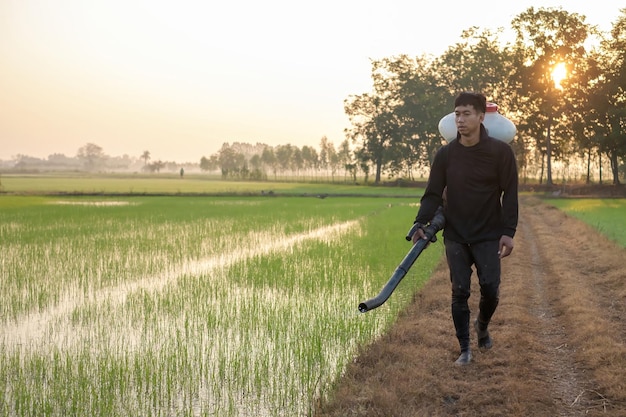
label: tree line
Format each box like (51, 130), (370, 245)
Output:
(6, 144), (189, 174)
(199, 138), (363, 182)
(203, 7), (626, 186)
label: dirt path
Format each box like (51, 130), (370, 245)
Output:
(317, 196), (626, 417)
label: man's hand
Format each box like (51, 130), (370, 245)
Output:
(411, 226), (428, 245)
(498, 235), (514, 259)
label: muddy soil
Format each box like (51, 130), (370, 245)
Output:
(316, 195), (626, 417)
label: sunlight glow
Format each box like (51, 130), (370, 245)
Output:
(0, 1), (618, 162)
(551, 62), (567, 89)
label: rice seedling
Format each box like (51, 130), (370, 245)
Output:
(0, 196), (442, 416)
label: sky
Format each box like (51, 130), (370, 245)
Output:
(0, 0), (620, 163)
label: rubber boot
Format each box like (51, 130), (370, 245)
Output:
(474, 319), (493, 349)
(455, 349), (472, 365)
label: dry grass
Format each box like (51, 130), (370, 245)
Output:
(316, 196), (626, 417)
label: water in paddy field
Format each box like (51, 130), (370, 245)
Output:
(0, 211), (388, 416)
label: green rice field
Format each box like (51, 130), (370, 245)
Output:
(545, 198), (626, 247)
(0, 174), (418, 197)
(0, 194), (442, 416)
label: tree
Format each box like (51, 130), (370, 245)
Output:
(301, 145), (319, 179)
(354, 147), (371, 183)
(275, 144), (295, 175)
(511, 7), (593, 185)
(345, 58), (413, 183)
(145, 160), (166, 173)
(261, 146), (278, 180)
(141, 150), (151, 166)
(319, 137), (338, 179)
(597, 9), (626, 184)
(318, 136), (331, 172)
(337, 139), (354, 181)
(200, 155), (218, 172)
(249, 154), (266, 180)
(565, 42), (609, 184)
(77, 143), (106, 171)
(435, 27), (516, 106)
(218, 146), (246, 179)
(291, 147), (304, 179)
(395, 55), (449, 175)
(345, 55), (463, 182)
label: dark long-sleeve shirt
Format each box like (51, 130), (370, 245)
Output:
(415, 125), (518, 244)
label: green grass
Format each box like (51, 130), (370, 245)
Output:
(0, 173), (422, 197)
(544, 198), (626, 247)
(0, 195), (441, 416)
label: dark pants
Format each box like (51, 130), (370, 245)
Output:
(445, 238), (501, 351)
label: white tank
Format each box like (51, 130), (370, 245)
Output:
(438, 102), (516, 143)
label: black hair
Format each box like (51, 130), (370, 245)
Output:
(454, 92), (487, 114)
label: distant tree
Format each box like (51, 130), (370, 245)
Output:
(218, 146), (245, 178)
(249, 154), (263, 171)
(337, 139), (353, 181)
(301, 145), (319, 178)
(261, 147), (278, 179)
(326, 141), (340, 180)
(248, 154), (266, 180)
(200, 155), (219, 171)
(319, 136), (340, 179)
(354, 147), (371, 183)
(275, 144), (295, 174)
(318, 136), (331, 171)
(77, 143), (106, 171)
(141, 151), (151, 166)
(292, 147), (304, 178)
(145, 160), (166, 173)
(48, 153), (71, 163)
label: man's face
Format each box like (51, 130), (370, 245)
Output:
(454, 104), (484, 136)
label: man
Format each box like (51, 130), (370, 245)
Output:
(413, 92), (518, 365)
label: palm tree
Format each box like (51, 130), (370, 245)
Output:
(141, 151), (151, 166)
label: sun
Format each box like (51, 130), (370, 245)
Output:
(551, 62), (567, 89)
